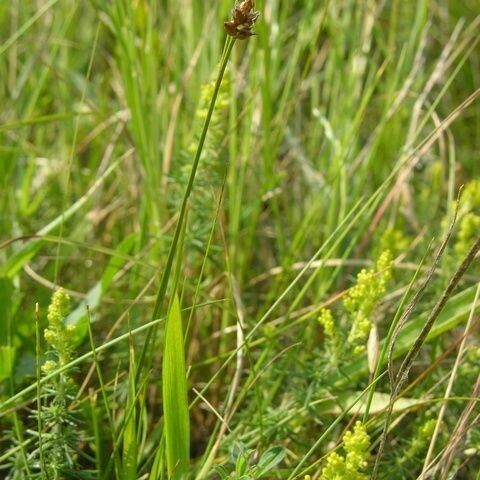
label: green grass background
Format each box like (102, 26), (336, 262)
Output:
(1, 1), (480, 479)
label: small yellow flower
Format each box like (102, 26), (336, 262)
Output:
(42, 360), (58, 374)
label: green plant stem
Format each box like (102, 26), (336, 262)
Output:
(35, 304), (44, 477)
(86, 308), (121, 479)
(137, 36), (236, 379)
(362, 253), (426, 421)
(372, 235), (480, 479)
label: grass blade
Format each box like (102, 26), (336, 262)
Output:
(162, 293), (190, 480)
(122, 326), (138, 480)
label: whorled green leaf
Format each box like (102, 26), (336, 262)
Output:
(256, 446), (285, 477)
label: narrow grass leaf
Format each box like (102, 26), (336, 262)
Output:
(122, 328), (137, 480)
(163, 293), (190, 480)
(0, 347), (15, 382)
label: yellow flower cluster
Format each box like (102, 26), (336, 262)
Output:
(318, 308), (335, 338)
(46, 287), (70, 329)
(320, 422), (371, 480)
(344, 251), (393, 352)
(317, 307), (343, 360)
(43, 288), (75, 367)
(343, 422), (370, 472)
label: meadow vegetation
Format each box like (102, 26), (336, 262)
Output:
(0, 1), (479, 479)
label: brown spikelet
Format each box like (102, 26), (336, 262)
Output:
(224, 0), (260, 40)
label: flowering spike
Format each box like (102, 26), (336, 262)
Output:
(225, 0), (260, 39)
(44, 288), (75, 367)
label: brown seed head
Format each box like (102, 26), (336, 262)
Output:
(224, 0), (260, 40)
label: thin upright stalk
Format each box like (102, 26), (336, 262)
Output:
(137, 37), (236, 379)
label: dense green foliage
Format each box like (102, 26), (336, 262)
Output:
(1, 1), (479, 479)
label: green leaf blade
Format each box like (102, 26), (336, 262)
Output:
(162, 294), (190, 480)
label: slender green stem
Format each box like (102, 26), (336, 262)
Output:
(35, 304), (44, 477)
(86, 308), (121, 479)
(362, 255), (426, 422)
(137, 36), (236, 379)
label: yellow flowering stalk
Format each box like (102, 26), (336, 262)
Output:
(344, 250), (393, 353)
(35, 288), (80, 478)
(178, 67), (231, 241)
